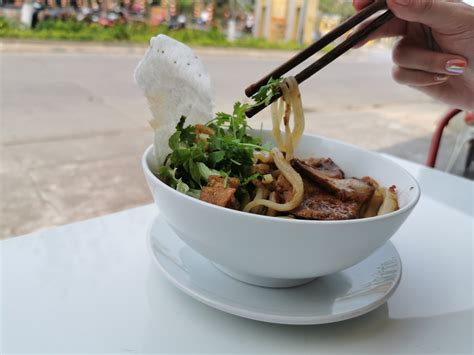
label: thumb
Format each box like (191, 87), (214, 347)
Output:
(387, 0), (471, 33)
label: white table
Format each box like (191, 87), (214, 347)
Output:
(2, 157), (473, 354)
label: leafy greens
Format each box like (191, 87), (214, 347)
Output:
(158, 77), (282, 199)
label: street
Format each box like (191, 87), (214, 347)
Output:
(0, 42), (468, 238)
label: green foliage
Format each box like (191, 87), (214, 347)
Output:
(162, 103), (265, 190)
(0, 16), (9, 30)
(0, 17), (135, 41)
(179, 0), (194, 12)
(0, 16), (309, 50)
(232, 36), (302, 50)
(252, 77), (284, 107)
(319, 0), (355, 19)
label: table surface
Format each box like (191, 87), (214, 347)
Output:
(1, 157), (473, 354)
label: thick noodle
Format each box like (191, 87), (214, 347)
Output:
(270, 77), (305, 161)
(253, 150), (274, 163)
(280, 81), (293, 161)
(249, 186), (270, 214)
(271, 98), (285, 151)
(283, 77), (304, 145)
(243, 148), (304, 212)
(245, 77), (306, 214)
(266, 192), (279, 217)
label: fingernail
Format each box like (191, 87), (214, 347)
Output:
(394, 0), (410, 5)
(446, 59), (466, 74)
(435, 74), (448, 81)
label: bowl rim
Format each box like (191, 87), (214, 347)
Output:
(142, 131), (421, 225)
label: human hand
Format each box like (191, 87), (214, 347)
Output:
(353, 0), (474, 110)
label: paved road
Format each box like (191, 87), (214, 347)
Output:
(0, 42), (469, 238)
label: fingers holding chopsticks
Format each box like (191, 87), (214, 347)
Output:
(352, 0), (470, 87)
(392, 39), (468, 77)
(392, 67), (449, 87)
(352, 0), (474, 110)
(354, 0), (463, 12)
(352, 0), (469, 48)
(353, 0), (469, 37)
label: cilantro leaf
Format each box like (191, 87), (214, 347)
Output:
(176, 115), (187, 131)
(251, 77), (284, 107)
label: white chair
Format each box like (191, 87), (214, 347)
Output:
(427, 110), (474, 176)
(445, 114), (474, 173)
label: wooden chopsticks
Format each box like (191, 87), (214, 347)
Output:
(245, 0), (394, 118)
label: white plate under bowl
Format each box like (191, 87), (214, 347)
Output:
(148, 215), (402, 325)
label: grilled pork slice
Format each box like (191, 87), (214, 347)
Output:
(292, 158), (344, 179)
(200, 176), (240, 208)
(294, 180), (362, 220)
(292, 159), (374, 204)
(275, 176), (363, 220)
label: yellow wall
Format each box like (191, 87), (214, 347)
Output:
(255, 0), (320, 44)
(269, 0), (287, 42)
(303, 0), (318, 44)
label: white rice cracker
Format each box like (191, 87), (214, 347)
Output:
(134, 35), (214, 164)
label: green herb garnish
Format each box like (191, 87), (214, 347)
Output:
(158, 78), (283, 200)
(251, 77), (284, 107)
(159, 102), (266, 191)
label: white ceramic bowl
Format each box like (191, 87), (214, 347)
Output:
(142, 131), (420, 288)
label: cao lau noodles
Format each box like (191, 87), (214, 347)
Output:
(134, 35), (398, 221)
(156, 76), (399, 220)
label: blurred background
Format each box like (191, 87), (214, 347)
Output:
(1, 0), (473, 239)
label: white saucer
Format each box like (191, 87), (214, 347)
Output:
(148, 214), (402, 325)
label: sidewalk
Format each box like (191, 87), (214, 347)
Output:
(0, 39), (300, 59)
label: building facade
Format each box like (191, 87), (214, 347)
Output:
(253, 0), (319, 44)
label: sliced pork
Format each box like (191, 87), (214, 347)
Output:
(200, 176), (240, 208)
(292, 159), (374, 204)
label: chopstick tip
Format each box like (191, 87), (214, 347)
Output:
(244, 86), (255, 98)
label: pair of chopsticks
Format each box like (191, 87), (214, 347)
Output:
(245, 0), (394, 118)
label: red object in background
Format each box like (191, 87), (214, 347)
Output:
(464, 111), (474, 125)
(97, 17), (113, 27)
(426, 109), (462, 168)
(151, 7), (166, 26)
